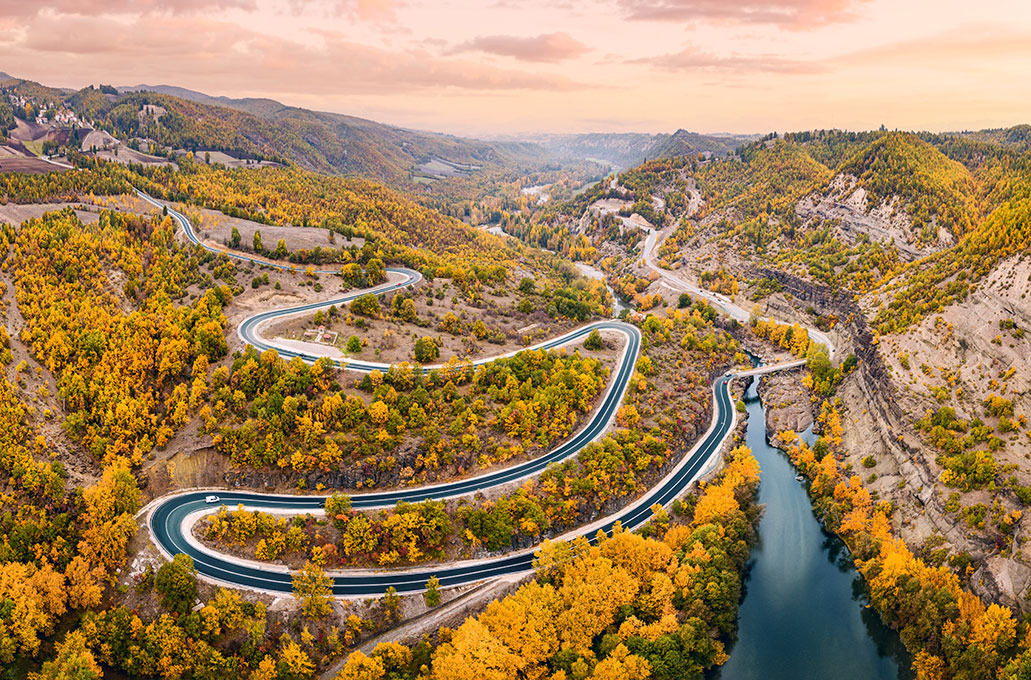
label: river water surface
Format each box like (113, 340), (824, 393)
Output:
(713, 377), (913, 679)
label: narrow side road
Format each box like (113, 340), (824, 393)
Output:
(642, 226), (836, 358)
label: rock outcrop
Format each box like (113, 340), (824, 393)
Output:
(756, 368), (814, 439)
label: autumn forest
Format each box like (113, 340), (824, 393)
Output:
(2, 67), (1031, 680)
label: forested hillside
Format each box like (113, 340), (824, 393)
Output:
(833, 132), (978, 244)
(589, 127), (1028, 303)
(1, 76), (607, 212)
(509, 123), (1031, 680)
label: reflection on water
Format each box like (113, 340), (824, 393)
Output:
(711, 377), (912, 680)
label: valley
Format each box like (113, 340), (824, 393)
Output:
(1, 56), (1030, 680)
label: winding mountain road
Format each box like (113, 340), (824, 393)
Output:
(139, 192), (817, 597)
(148, 374), (734, 596)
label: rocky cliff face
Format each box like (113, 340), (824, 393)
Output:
(756, 267), (1031, 611)
(795, 174), (944, 260)
(757, 267), (893, 401)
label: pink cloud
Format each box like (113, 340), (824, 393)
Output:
(11, 14), (583, 94)
(352, 0), (400, 21)
(290, 0), (402, 22)
(835, 25), (1031, 65)
(637, 44), (822, 74)
(0, 0), (255, 16)
(612, 0), (869, 28)
(453, 32), (591, 62)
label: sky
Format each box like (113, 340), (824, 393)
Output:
(1, 0), (1030, 137)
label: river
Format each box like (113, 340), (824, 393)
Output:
(713, 376), (913, 679)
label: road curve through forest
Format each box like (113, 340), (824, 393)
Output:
(139, 192), (816, 596)
(148, 375), (734, 596)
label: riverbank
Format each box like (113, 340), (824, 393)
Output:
(766, 375), (1031, 679)
(715, 375), (911, 679)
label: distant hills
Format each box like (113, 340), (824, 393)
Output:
(524, 129), (757, 169)
(117, 84), (279, 113)
(118, 83), (753, 176)
(1, 73), (759, 190)
(0, 75), (557, 187)
(120, 84), (752, 170)
(112, 83), (545, 185)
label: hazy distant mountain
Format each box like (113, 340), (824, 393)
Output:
(524, 129), (758, 169)
(4, 75), (756, 187)
(119, 85), (759, 173)
(649, 129), (758, 160)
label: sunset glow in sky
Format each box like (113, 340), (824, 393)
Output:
(2, 0), (1030, 136)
